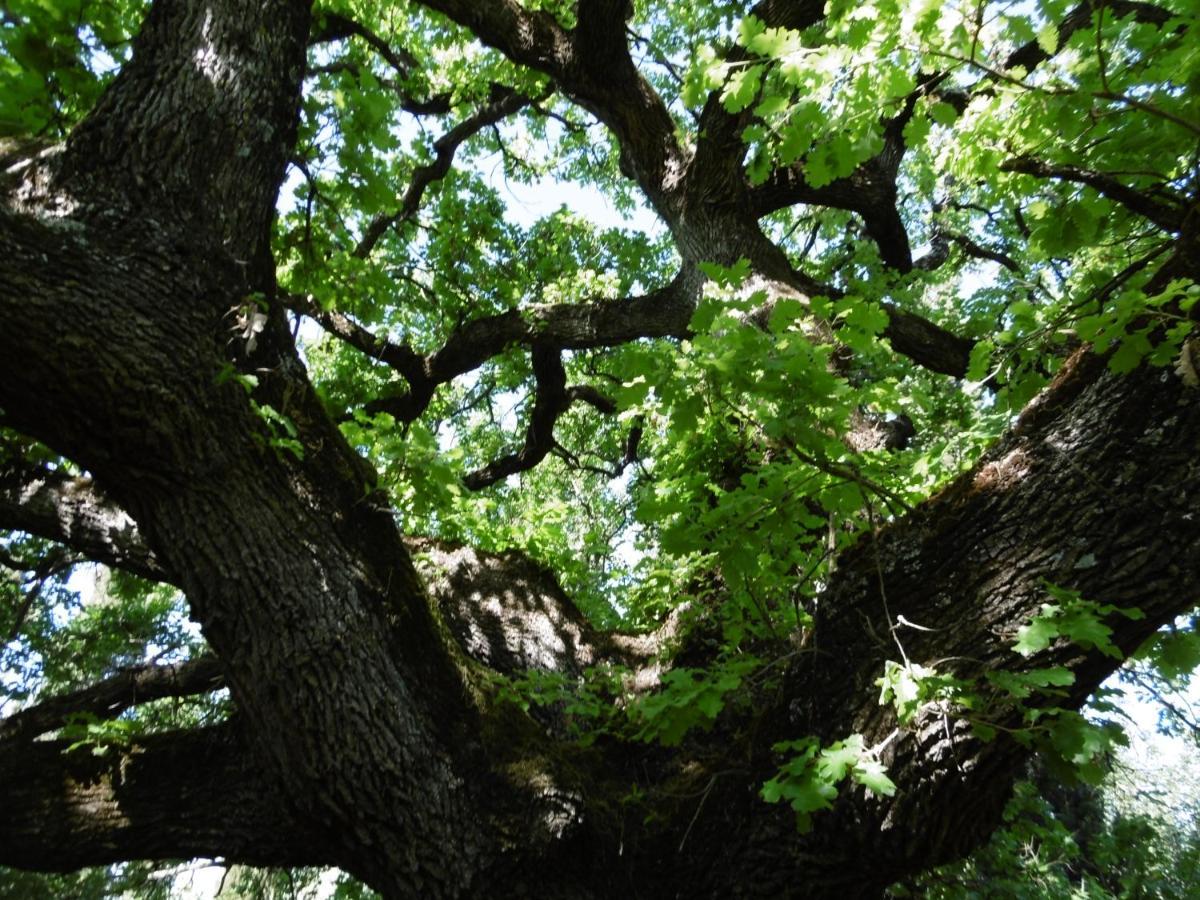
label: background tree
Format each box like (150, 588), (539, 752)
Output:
(1, 0), (1198, 897)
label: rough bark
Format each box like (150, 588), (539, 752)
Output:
(0, 657), (225, 744)
(0, 458), (165, 581)
(0, 723), (326, 873)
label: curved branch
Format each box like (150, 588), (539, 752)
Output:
(462, 345), (620, 490)
(0, 456), (165, 582)
(1000, 156), (1186, 233)
(749, 152), (914, 271)
(0, 723), (324, 873)
(0, 657), (224, 744)
(411, 0), (687, 212)
(355, 87), (539, 258)
(309, 10), (418, 77)
(946, 231), (1022, 273)
(742, 55), (936, 274)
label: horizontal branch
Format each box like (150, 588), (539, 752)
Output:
(0, 656), (224, 744)
(1000, 156), (1185, 233)
(0, 723), (324, 873)
(306, 258), (974, 437)
(339, 272), (695, 422)
(0, 456), (165, 582)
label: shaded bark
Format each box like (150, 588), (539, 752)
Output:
(0, 723), (325, 873)
(0, 458), (165, 581)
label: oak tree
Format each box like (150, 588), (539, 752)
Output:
(1, 0), (1198, 896)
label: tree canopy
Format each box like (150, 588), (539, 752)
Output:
(1, 0), (1198, 896)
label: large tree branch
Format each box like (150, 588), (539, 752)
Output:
(0, 722), (325, 873)
(1004, 0), (1176, 73)
(0, 656), (224, 744)
(1000, 156), (1186, 233)
(688, 1), (827, 212)
(796, 351), (1200, 880)
(409, 0), (573, 79)
(575, 0), (634, 60)
(0, 456), (165, 582)
(56, 0), (311, 274)
(303, 255), (973, 434)
(411, 0), (687, 214)
(621, 347), (1200, 895)
(880, 303), (974, 377)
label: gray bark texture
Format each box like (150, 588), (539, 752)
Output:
(0, 0), (1197, 897)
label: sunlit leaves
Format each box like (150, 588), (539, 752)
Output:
(0, 0), (145, 136)
(632, 658), (757, 745)
(1014, 583), (1144, 660)
(762, 734), (897, 832)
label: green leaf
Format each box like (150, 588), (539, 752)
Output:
(818, 736), (863, 782)
(754, 95), (790, 118)
(698, 257), (752, 288)
(1014, 608), (1060, 656)
(852, 758), (897, 797)
(1036, 23), (1059, 56)
(902, 113), (931, 148)
(722, 64), (764, 114)
(929, 101), (958, 126)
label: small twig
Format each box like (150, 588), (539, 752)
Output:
(896, 614), (940, 632)
(866, 499), (908, 665)
(678, 774), (717, 853)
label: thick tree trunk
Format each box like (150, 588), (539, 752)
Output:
(0, 1), (494, 895)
